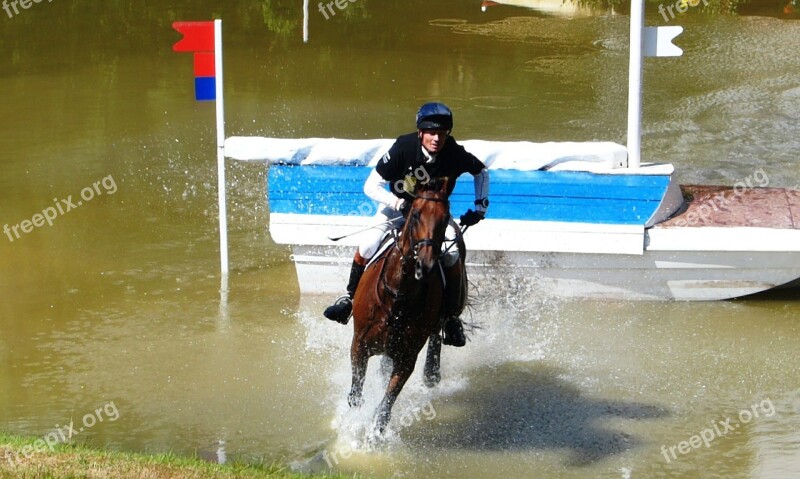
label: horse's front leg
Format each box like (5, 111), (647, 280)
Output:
(379, 355), (393, 383)
(373, 356), (416, 434)
(348, 339), (368, 408)
(423, 332), (442, 388)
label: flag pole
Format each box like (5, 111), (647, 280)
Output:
(214, 19), (229, 285)
(626, 0), (644, 169)
(303, 0), (309, 43)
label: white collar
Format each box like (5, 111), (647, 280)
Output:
(421, 146), (437, 163)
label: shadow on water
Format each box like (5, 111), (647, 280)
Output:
(404, 361), (669, 465)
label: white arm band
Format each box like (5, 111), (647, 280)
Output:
(473, 169), (490, 213)
(364, 169), (400, 208)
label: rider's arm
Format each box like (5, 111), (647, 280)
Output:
(473, 168), (489, 215)
(364, 169), (404, 210)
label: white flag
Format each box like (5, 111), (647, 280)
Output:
(643, 26), (683, 57)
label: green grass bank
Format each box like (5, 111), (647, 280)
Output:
(0, 432), (358, 479)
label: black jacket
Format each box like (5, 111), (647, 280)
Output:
(375, 133), (486, 201)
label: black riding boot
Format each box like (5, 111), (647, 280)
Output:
(441, 263), (467, 347)
(323, 260), (365, 325)
(443, 318), (466, 347)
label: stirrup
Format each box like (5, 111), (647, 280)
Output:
(323, 295), (352, 325)
(442, 318), (466, 347)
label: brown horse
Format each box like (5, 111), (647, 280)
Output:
(348, 176), (465, 435)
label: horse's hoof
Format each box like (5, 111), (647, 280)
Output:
(348, 394), (364, 408)
(423, 372), (441, 388)
(368, 418), (389, 444)
(365, 428), (387, 448)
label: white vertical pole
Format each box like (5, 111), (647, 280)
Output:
(627, 0), (644, 169)
(303, 0), (309, 43)
(215, 19), (229, 280)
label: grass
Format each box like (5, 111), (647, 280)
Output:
(0, 432), (359, 479)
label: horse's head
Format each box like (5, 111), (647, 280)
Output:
(400, 177), (452, 281)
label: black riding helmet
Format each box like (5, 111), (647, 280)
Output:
(416, 102), (453, 130)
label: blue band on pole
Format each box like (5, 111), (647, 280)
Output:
(195, 77), (216, 101)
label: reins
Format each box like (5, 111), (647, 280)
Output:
(405, 193), (468, 258)
(377, 191), (451, 301)
(402, 195), (449, 265)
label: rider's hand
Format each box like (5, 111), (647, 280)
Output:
(394, 198), (413, 216)
(401, 201), (412, 216)
(459, 209), (484, 227)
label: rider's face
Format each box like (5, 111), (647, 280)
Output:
(419, 129), (449, 154)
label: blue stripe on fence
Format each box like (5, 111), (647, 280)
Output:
(267, 165), (670, 225)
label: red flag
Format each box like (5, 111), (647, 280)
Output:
(173, 21), (217, 101)
(172, 22), (215, 52)
(193, 52), (215, 77)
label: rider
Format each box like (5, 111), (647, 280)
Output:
(323, 102), (490, 347)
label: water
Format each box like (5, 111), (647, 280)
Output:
(1, 1), (800, 477)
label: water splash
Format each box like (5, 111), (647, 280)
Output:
(290, 274), (565, 471)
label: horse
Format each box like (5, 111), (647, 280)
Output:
(348, 176), (466, 435)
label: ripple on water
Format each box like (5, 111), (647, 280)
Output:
(467, 95), (534, 110)
(523, 55), (581, 75)
(428, 18), (468, 27)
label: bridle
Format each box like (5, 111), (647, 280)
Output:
(380, 193), (450, 299)
(405, 193), (449, 269)
(401, 194), (450, 277)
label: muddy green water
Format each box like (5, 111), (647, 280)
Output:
(1, 1), (800, 478)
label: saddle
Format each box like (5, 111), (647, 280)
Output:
(365, 230), (398, 270)
(366, 230), (447, 285)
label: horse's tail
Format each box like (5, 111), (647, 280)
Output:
(455, 234), (482, 335)
(457, 234), (468, 307)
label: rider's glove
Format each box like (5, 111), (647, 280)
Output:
(394, 198), (412, 216)
(459, 209), (484, 227)
(393, 198), (406, 211)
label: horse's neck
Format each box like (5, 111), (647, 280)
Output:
(386, 245), (415, 287)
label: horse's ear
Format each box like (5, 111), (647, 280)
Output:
(427, 177), (448, 192)
(415, 176), (450, 193)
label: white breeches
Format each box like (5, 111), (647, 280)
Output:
(358, 205), (461, 267)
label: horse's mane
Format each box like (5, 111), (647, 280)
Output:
(413, 177), (449, 197)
